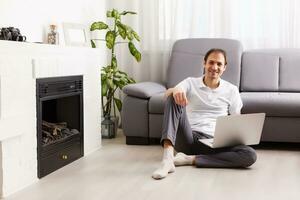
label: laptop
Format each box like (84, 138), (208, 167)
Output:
(199, 113), (266, 148)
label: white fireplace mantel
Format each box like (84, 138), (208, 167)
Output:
(0, 40), (105, 197)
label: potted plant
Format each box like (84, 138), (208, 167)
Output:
(90, 8), (141, 138)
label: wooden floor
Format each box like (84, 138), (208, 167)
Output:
(5, 131), (300, 200)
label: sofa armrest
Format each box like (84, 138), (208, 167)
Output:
(122, 82), (167, 99)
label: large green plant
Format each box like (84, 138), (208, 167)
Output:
(90, 9), (141, 118)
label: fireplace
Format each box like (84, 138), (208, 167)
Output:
(36, 76), (84, 178)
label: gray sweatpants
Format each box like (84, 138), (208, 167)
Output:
(161, 96), (257, 168)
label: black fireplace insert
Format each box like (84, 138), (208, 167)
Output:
(36, 76), (83, 178)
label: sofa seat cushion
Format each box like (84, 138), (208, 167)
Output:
(241, 92), (300, 117)
(149, 92), (166, 114)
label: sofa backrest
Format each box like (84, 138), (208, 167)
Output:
(241, 49), (300, 92)
(166, 38), (243, 88)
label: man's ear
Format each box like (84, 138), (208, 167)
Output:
(223, 64), (227, 71)
(202, 61), (206, 73)
(202, 61), (206, 68)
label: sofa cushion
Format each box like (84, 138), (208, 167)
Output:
(279, 50), (300, 91)
(241, 52), (279, 91)
(149, 92), (165, 114)
(241, 49), (300, 92)
(241, 92), (300, 117)
(167, 51), (204, 88)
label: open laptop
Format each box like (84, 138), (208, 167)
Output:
(199, 113), (266, 148)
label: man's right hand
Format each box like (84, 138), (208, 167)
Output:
(172, 88), (188, 106)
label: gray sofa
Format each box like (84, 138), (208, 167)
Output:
(122, 38), (300, 145)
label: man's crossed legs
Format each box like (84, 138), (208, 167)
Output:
(152, 96), (257, 179)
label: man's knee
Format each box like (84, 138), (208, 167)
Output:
(165, 95), (183, 110)
(166, 95), (175, 104)
(242, 146), (257, 167)
(235, 145), (257, 168)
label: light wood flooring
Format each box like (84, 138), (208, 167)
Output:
(4, 131), (300, 200)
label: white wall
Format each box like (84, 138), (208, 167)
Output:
(0, 0), (106, 43)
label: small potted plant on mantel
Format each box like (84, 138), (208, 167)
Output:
(90, 8), (141, 138)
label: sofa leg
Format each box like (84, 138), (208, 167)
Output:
(126, 136), (150, 145)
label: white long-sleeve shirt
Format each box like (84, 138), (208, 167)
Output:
(175, 76), (243, 136)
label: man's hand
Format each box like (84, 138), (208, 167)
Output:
(173, 88), (188, 106)
(164, 88), (175, 98)
(165, 88), (188, 106)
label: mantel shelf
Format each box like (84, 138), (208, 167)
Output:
(0, 40), (105, 56)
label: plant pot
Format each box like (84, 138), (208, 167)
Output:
(101, 116), (119, 139)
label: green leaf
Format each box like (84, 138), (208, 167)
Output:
(132, 30), (140, 42)
(101, 73), (107, 81)
(113, 78), (121, 86)
(120, 11), (137, 15)
(129, 78), (136, 83)
(91, 40), (96, 48)
(128, 42), (141, 62)
(103, 65), (111, 73)
(106, 11), (112, 17)
(111, 56), (117, 69)
(112, 9), (120, 19)
(126, 27), (134, 41)
(90, 22), (108, 31)
(102, 82), (108, 96)
(116, 22), (127, 39)
(120, 77), (129, 83)
(114, 98), (122, 112)
(117, 80), (126, 89)
(119, 29), (126, 40)
(118, 71), (128, 75)
(127, 32), (133, 41)
(114, 74), (122, 79)
(105, 31), (115, 49)
(113, 77), (121, 82)
(125, 26), (140, 42)
(134, 51), (141, 62)
(107, 79), (114, 89)
(116, 72), (126, 78)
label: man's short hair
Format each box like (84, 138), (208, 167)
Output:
(204, 48), (227, 65)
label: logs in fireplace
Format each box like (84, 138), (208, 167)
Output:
(42, 120), (80, 145)
(36, 76), (83, 178)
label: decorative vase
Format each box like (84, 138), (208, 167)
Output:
(101, 116), (119, 139)
(47, 24), (59, 45)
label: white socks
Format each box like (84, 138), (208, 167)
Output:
(152, 149), (195, 179)
(173, 152), (195, 166)
(152, 146), (175, 180)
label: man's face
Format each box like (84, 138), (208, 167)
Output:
(203, 52), (227, 80)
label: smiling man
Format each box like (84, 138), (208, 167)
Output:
(152, 48), (257, 180)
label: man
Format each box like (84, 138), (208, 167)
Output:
(152, 48), (257, 180)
